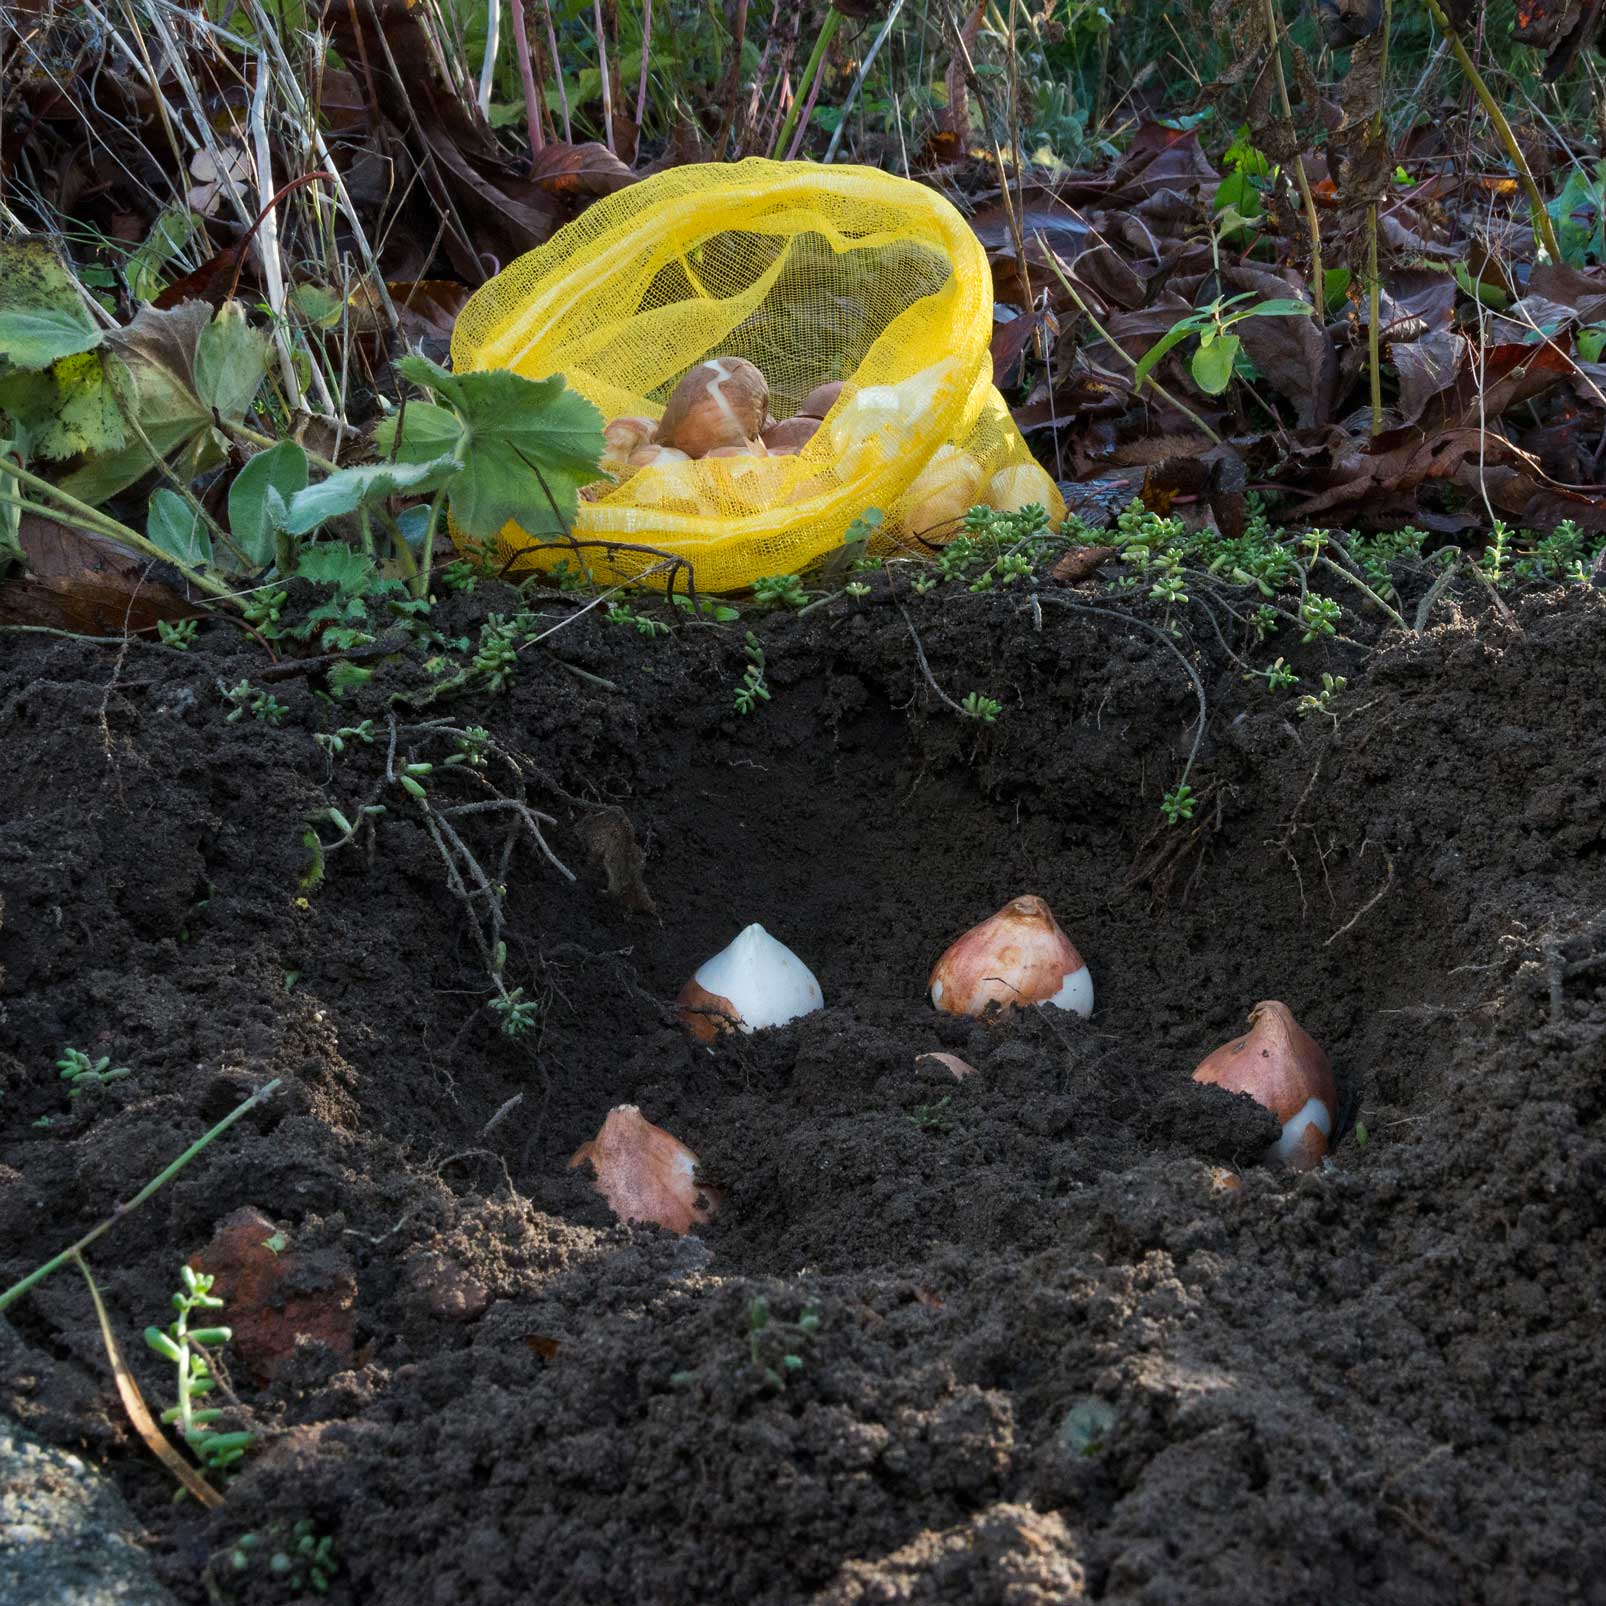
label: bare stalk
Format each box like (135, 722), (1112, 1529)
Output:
(1259, 0), (1324, 310)
(1421, 0), (1561, 261)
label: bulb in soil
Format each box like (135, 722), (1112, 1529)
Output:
(678, 923), (824, 1042)
(1191, 1001), (1337, 1169)
(568, 1105), (716, 1234)
(929, 895), (1093, 1018)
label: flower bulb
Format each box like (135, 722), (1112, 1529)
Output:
(677, 923), (824, 1042)
(929, 895), (1092, 1018)
(1191, 1001), (1337, 1169)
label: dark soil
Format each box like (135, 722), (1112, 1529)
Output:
(2, 576), (1604, 1605)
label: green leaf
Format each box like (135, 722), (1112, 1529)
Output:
(393, 356), (605, 539)
(282, 457), (456, 537)
(0, 239), (104, 372)
(1323, 267), (1352, 315)
(194, 301), (269, 422)
(1546, 161), (1606, 267)
(143, 1326), (184, 1364)
(229, 441), (308, 566)
(126, 209), (200, 303)
(58, 303), (218, 505)
(1579, 326), (1606, 363)
(289, 283), (345, 330)
(1221, 297), (1313, 323)
(294, 543), (378, 595)
(1190, 332), (1240, 394)
(1452, 262), (1509, 312)
(1132, 323), (1199, 393)
(373, 401), (464, 464)
(147, 488), (213, 567)
(0, 350), (127, 462)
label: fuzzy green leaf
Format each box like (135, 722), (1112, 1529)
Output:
(282, 457), (456, 537)
(58, 303), (219, 505)
(393, 356), (604, 539)
(229, 441), (308, 566)
(147, 488), (213, 568)
(372, 401), (463, 464)
(194, 301), (270, 422)
(0, 350), (127, 462)
(0, 239), (105, 372)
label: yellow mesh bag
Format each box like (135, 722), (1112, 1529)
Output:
(450, 157), (1064, 592)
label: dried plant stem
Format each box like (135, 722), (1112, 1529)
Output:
(771, 7), (840, 160)
(635, 0), (652, 133)
(1368, 204), (1383, 433)
(823, 0), (904, 163)
(541, 0), (572, 141)
(1259, 0), (1323, 311)
(511, 0), (545, 154)
(72, 1254), (225, 1508)
(1037, 237), (1223, 446)
(477, 0), (500, 118)
(1421, 0), (1561, 261)
(1368, 0), (1393, 435)
(593, 0), (616, 153)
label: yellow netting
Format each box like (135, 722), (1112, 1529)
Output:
(450, 157), (1064, 592)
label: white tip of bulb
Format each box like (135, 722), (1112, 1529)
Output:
(1268, 1096), (1332, 1164)
(931, 978), (944, 1007)
(1043, 964), (1094, 1017)
(695, 923), (823, 1032)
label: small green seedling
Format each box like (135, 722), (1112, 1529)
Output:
(605, 602), (672, 637)
(746, 1295), (823, 1390)
(144, 1265), (254, 1481)
(490, 987), (540, 1036)
(56, 1047), (131, 1097)
(221, 680), (288, 725)
(220, 1519), (337, 1597)
(1296, 672), (1348, 723)
(733, 632), (770, 715)
(669, 593), (740, 622)
(1160, 782), (1196, 826)
(960, 691), (1001, 723)
(751, 572), (807, 611)
(156, 618), (198, 650)
(908, 1096), (955, 1133)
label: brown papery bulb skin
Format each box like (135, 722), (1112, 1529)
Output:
(915, 1052), (978, 1081)
(762, 417), (820, 455)
(675, 976), (740, 1043)
(657, 357), (770, 458)
(929, 894), (1092, 1018)
(1191, 1001), (1338, 1169)
(704, 440), (769, 459)
(798, 380), (845, 420)
(603, 415), (657, 456)
(567, 1105), (716, 1234)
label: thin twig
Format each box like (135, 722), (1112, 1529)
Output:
(0, 1080), (281, 1315)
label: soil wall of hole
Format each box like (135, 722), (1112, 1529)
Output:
(0, 584), (1603, 1604)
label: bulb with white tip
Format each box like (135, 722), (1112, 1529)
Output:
(677, 923), (824, 1042)
(928, 895), (1093, 1019)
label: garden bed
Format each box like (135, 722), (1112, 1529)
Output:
(2, 578), (1603, 1603)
